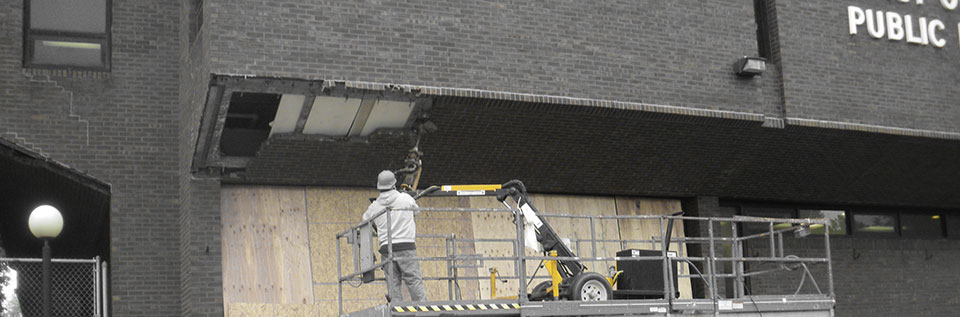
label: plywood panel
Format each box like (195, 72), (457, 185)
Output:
(221, 186), (315, 311)
(227, 303), (321, 317)
(315, 299), (384, 315)
(306, 187), (379, 226)
(615, 197), (693, 299)
(307, 188), (479, 304)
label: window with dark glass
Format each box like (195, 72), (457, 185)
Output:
(900, 213), (943, 238)
(946, 214), (960, 239)
(851, 212), (897, 236)
(24, 0), (110, 70)
(798, 209), (847, 236)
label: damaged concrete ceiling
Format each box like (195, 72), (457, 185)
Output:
(191, 75), (960, 209)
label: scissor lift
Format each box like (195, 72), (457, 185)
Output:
(335, 181), (836, 317)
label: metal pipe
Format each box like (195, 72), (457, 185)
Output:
(515, 204), (527, 302)
(732, 225), (810, 242)
(777, 232), (784, 258)
(733, 220), (743, 298)
(714, 257), (828, 262)
(708, 220), (719, 315)
(451, 237), (461, 300)
(94, 256), (100, 317)
(446, 237), (453, 301)
(336, 235), (344, 316)
(385, 207), (394, 302)
(42, 240), (51, 317)
(769, 222), (776, 259)
(339, 262), (390, 281)
(659, 217), (670, 301)
(102, 261), (108, 317)
(824, 222), (835, 298)
(590, 217), (598, 260)
(0, 257), (99, 263)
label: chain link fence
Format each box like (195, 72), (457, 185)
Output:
(1, 257), (105, 317)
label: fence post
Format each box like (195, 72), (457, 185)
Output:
(94, 256), (100, 317)
(102, 261), (109, 317)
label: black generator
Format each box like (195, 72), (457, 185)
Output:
(613, 249), (679, 299)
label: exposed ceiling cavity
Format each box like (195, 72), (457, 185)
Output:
(220, 92), (281, 157)
(193, 76), (430, 174)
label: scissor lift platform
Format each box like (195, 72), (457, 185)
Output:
(345, 295), (835, 317)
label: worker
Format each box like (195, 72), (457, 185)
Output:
(362, 170), (427, 302)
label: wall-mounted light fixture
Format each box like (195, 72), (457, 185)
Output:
(734, 56), (767, 77)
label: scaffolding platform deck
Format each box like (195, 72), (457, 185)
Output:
(345, 295), (835, 317)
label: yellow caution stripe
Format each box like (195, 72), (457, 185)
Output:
(394, 303), (520, 313)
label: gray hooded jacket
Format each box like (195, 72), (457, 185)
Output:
(362, 189), (420, 248)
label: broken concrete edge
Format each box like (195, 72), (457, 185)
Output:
(0, 136), (112, 195)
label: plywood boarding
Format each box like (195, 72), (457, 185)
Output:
(227, 303), (320, 317)
(306, 186), (383, 305)
(615, 197), (692, 299)
(221, 186), (315, 317)
(307, 188), (479, 304)
(413, 196), (479, 301)
(467, 194), (621, 299)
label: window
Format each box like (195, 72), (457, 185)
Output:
(947, 215), (960, 240)
(851, 212), (897, 236)
(900, 213), (943, 238)
(798, 210), (847, 236)
(740, 206), (794, 236)
(24, 0), (110, 70)
(189, 0), (203, 43)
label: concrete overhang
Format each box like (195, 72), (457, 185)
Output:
(191, 75), (960, 209)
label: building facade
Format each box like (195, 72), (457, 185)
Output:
(1, 0), (959, 316)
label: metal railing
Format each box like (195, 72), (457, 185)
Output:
(0, 257), (107, 317)
(335, 207), (834, 316)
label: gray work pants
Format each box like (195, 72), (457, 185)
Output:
(383, 249), (427, 302)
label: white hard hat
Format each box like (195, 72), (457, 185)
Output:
(377, 170), (397, 190)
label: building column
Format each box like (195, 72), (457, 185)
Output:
(681, 196), (732, 299)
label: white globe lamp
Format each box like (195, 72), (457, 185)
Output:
(29, 205), (63, 239)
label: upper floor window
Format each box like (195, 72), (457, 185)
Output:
(189, 0), (203, 44)
(24, 0), (111, 70)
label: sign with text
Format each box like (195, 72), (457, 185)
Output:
(848, 1), (960, 49)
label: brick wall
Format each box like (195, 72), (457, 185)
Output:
(775, 0), (960, 132)
(0, 0), (181, 315)
(179, 0), (225, 315)
(204, 0), (781, 116)
(748, 237), (960, 316)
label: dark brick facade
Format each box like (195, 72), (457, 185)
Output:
(776, 0), (960, 132)
(204, 1), (783, 117)
(0, 0), (181, 315)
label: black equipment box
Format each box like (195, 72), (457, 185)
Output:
(613, 249), (679, 299)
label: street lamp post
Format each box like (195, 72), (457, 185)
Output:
(28, 205), (63, 317)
